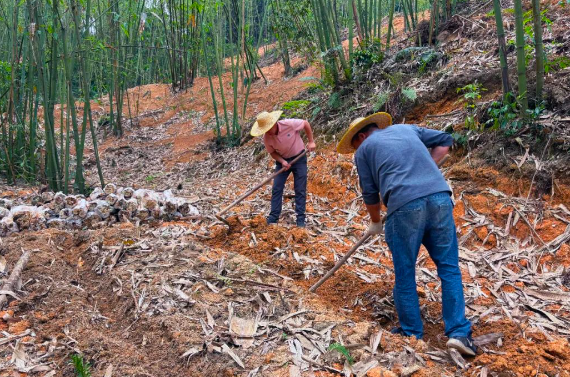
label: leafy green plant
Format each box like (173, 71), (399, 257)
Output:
(402, 88), (417, 102)
(373, 92), (390, 112)
(507, 8), (552, 64)
(327, 92), (343, 110)
(452, 131), (470, 147)
(486, 94), (521, 134)
(145, 174), (157, 184)
(418, 51), (443, 74)
(545, 55), (570, 73)
(0, 61), (11, 107)
(300, 77), (326, 94)
(328, 342), (354, 365)
(282, 100), (311, 118)
(351, 38), (384, 72)
(485, 92), (544, 135)
(310, 106), (322, 121)
(526, 100), (546, 122)
(457, 82), (486, 130)
(70, 354), (91, 377)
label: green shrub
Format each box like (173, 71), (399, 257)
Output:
(402, 88), (417, 102)
(300, 76), (326, 94)
(282, 100), (311, 118)
(452, 131), (470, 147)
(327, 92), (343, 110)
(485, 93), (544, 136)
(486, 93), (521, 134)
(545, 55), (570, 73)
(457, 82), (486, 130)
(373, 92), (390, 112)
(351, 38), (384, 72)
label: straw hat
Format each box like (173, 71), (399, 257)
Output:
(251, 111), (283, 137)
(337, 112), (392, 154)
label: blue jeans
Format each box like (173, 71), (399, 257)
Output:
(384, 192), (472, 339)
(267, 152), (307, 226)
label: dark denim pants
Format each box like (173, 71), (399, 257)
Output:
(384, 191), (472, 339)
(267, 152), (307, 226)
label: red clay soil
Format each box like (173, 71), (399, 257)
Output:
(3, 144), (570, 376)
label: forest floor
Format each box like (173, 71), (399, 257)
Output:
(2, 2), (570, 377)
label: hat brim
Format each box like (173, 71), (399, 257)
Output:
(337, 112), (392, 154)
(251, 111), (283, 137)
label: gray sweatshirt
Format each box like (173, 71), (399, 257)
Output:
(354, 124), (453, 216)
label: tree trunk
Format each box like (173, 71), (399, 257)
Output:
(352, 0), (364, 41)
(348, 0), (354, 58)
(532, 0), (544, 101)
(429, 0), (439, 46)
(514, 0), (528, 116)
(386, 0), (396, 51)
(493, 0), (511, 98)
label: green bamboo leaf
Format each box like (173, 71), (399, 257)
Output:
(328, 343), (354, 365)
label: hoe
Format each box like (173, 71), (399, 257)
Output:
(309, 154), (449, 293)
(216, 150), (308, 226)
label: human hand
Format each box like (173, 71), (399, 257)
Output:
(368, 221), (383, 235)
(281, 161), (291, 171)
(307, 141), (316, 152)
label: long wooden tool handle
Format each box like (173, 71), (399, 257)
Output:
(217, 150), (308, 217)
(309, 232), (371, 293)
(437, 154), (449, 168)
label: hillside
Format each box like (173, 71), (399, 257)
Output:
(1, 1), (570, 377)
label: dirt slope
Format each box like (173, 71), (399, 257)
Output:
(2, 4), (570, 377)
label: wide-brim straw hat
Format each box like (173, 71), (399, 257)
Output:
(337, 112), (392, 154)
(251, 110), (283, 137)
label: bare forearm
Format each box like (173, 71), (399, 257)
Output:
(304, 121), (314, 143)
(431, 146), (449, 165)
(365, 203), (382, 223)
(270, 152), (286, 164)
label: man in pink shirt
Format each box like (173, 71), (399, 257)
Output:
(251, 111), (316, 227)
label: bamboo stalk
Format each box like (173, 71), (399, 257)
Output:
(514, 0), (529, 116)
(348, 0), (354, 58)
(352, 0), (364, 41)
(493, 0), (511, 99)
(201, 17), (222, 141)
(531, 0), (544, 101)
(428, 0), (438, 46)
(386, 0), (396, 50)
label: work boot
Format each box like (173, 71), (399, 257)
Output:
(446, 337), (477, 356)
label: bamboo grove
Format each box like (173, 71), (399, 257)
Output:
(0, 0), (549, 192)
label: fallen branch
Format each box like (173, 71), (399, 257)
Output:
(219, 277), (293, 292)
(0, 329), (32, 346)
(301, 355), (342, 374)
(425, 109), (464, 119)
(0, 249), (32, 309)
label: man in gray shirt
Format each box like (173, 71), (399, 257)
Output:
(337, 112), (476, 356)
